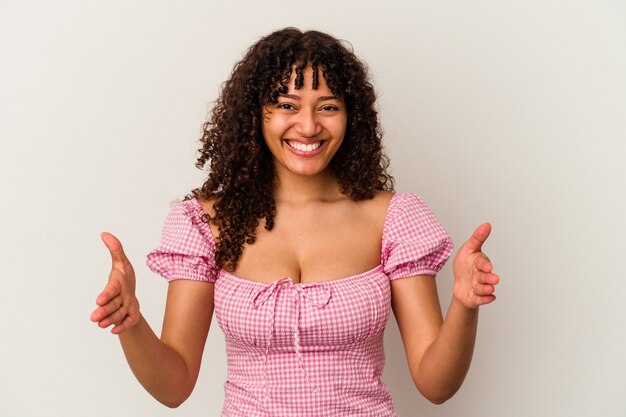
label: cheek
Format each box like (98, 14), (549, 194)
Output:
(261, 121), (276, 147)
(263, 117), (290, 139)
(334, 118), (348, 140)
(335, 112), (348, 132)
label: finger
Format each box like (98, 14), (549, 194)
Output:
(475, 294), (496, 306)
(462, 223), (492, 253)
(90, 295), (123, 322)
(99, 307), (127, 329)
(473, 283), (495, 296)
(100, 232), (130, 266)
(95, 279), (122, 306)
(478, 272), (500, 286)
(476, 256), (493, 273)
(111, 311), (139, 335)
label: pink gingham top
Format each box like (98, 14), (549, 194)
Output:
(146, 192), (453, 417)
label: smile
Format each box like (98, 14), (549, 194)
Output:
(285, 140), (323, 152)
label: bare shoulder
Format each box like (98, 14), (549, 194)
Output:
(371, 190), (395, 215)
(195, 196), (220, 239)
(373, 190), (395, 206)
(196, 196), (217, 218)
(364, 190), (395, 227)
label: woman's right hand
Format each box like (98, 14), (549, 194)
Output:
(90, 232), (141, 335)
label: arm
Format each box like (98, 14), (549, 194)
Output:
(390, 223), (499, 404)
(91, 233), (214, 408)
(118, 281), (214, 407)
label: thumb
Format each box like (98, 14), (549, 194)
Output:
(462, 222), (492, 253)
(100, 231), (129, 264)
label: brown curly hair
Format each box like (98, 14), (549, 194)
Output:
(182, 27), (395, 272)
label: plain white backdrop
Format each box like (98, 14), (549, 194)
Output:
(1, 1), (625, 416)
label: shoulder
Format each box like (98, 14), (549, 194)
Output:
(383, 191), (450, 244)
(373, 190), (395, 207)
(195, 196), (220, 241)
(382, 192), (447, 244)
(352, 190), (395, 230)
(160, 198), (216, 245)
(381, 192), (454, 279)
(385, 192), (432, 219)
(147, 198), (220, 283)
(333, 190), (396, 242)
(196, 196), (217, 218)
(368, 190), (395, 215)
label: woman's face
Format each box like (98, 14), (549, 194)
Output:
(261, 65), (348, 178)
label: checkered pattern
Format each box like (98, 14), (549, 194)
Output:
(146, 192), (453, 416)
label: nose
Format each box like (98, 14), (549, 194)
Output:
(294, 109), (321, 138)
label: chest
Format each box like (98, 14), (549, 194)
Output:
(213, 269), (392, 350)
(211, 198), (389, 283)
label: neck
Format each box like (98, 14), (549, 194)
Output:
(272, 164), (343, 204)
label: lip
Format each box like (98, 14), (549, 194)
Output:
(283, 140), (327, 157)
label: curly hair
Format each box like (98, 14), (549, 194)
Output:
(182, 27), (395, 272)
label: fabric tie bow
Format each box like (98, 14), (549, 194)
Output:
(252, 277), (332, 400)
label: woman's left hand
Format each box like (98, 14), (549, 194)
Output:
(452, 223), (500, 309)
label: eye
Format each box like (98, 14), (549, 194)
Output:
(277, 103), (296, 110)
(320, 105), (339, 112)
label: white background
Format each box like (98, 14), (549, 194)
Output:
(1, 1), (625, 416)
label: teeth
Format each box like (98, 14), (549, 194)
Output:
(287, 140), (322, 152)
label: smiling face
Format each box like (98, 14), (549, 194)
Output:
(261, 65), (348, 179)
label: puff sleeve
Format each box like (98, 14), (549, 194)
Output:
(382, 193), (453, 280)
(146, 200), (219, 283)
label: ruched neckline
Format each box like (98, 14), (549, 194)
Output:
(219, 263), (385, 287)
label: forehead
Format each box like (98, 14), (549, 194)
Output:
(263, 62), (343, 104)
(284, 64), (332, 93)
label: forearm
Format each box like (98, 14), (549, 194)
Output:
(118, 314), (194, 407)
(413, 298), (479, 404)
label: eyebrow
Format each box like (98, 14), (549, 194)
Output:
(278, 93), (340, 101)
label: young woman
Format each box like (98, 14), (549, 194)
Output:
(91, 27), (499, 416)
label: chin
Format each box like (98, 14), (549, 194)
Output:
(286, 163), (328, 177)
(292, 169), (324, 177)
